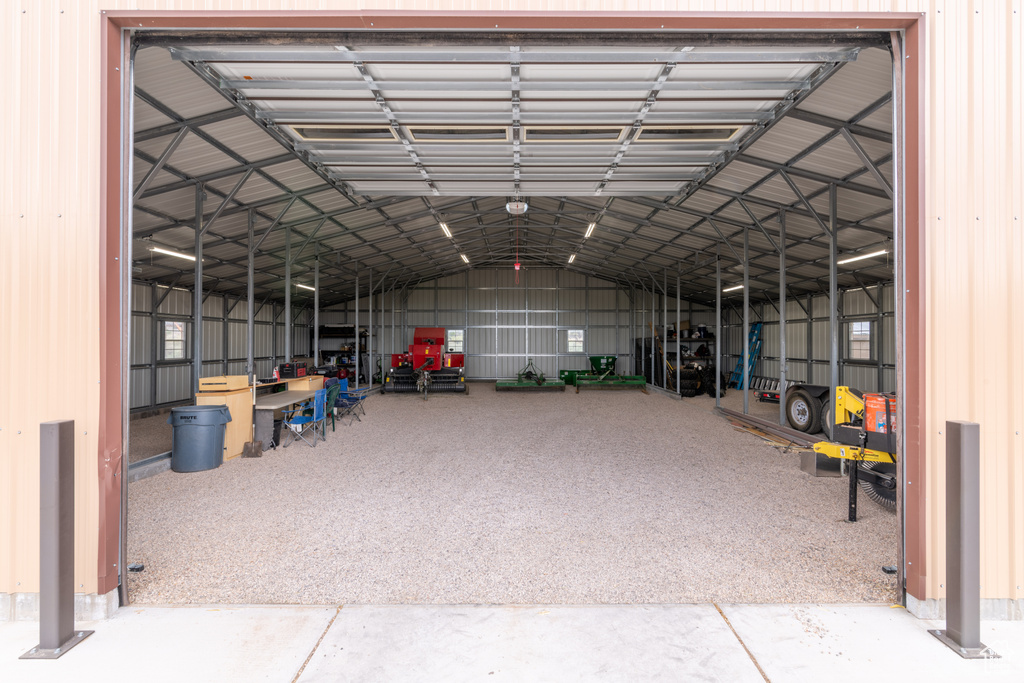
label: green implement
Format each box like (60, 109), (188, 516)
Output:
(496, 358), (566, 391)
(573, 356), (648, 394)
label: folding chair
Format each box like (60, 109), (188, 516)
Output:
(282, 388), (327, 447)
(336, 385), (371, 425)
(307, 381), (342, 434)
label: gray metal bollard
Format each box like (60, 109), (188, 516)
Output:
(928, 420), (998, 659)
(20, 420), (94, 660)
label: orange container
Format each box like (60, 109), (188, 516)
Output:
(864, 393), (896, 433)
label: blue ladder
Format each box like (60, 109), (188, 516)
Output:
(729, 322), (762, 388)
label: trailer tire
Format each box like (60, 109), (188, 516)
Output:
(820, 398), (832, 439)
(680, 386), (699, 397)
(820, 388), (862, 438)
(786, 390), (822, 433)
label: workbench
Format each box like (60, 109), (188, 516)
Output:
(251, 377), (323, 448)
(195, 375), (324, 457)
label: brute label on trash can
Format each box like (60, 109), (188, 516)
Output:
(167, 405), (232, 473)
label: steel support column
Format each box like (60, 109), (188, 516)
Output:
(354, 272), (360, 389)
(715, 247), (721, 408)
(779, 211), (787, 426)
(150, 283), (158, 408)
(807, 293), (814, 383)
(743, 225), (750, 415)
(649, 279), (655, 386)
(314, 245), (320, 367)
(676, 265), (681, 392)
(368, 268), (373, 387)
(193, 184), (204, 394)
(663, 269), (668, 390)
(877, 284), (885, 390)
(829, 184), (839, 433)
(391, 285), (396, 368)
(246, 209), (255, 384)
(640, 283), (645, 381)
(284, 224), (292, 361)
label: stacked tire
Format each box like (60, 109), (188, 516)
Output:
(678, 368), (701, 397)
(702, 366), (727, 399)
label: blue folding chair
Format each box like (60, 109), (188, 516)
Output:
(282, 388), (327, 447)
(336, 381), (371, 425)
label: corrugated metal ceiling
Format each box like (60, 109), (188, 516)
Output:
(131, 35), (893, 305)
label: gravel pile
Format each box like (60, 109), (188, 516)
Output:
(127, 383), (897, 605)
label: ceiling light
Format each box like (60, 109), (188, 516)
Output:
(409, 127), (509, 142)
(150, 247), (196, 262)
(636, 125), (741, 142)
(723, 284), (744, 292)
(524, 127), (624, 142)
(440, 222), (452, 238)
(296, 284), (315, 291)
(837, 249), (888, 265)
(585, 222), (596, 239)
(290, 125), (396, 141)
(460, 254), (469, 264)
(568, 254), (576, 264)
(506, 201), (528, 215)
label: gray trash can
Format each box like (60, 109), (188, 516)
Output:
(167, 405), (232, 473)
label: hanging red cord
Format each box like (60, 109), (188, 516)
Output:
(514, 210), (520, 284)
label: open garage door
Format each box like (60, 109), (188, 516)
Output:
(111, 18), (918, 610)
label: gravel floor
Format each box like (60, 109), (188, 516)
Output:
(127, 382), (898, 605)
(129, 413), (173, 463)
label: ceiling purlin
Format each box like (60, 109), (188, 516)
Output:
(131, 39), (893, 305)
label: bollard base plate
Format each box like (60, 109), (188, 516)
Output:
(20, 630), (94, 660)
(928, 630), (1000, 659)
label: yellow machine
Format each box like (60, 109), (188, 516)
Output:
(812, 386), (897, 521)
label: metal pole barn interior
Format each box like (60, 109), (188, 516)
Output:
(129, 35), (895, 403)
(124, 29), (898, 602)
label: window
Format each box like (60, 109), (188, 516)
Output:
(447, 329), (464, 353)
(848, 321), (872, 360)
(568, 329), (585, 353)
(163, 321), (187, 360)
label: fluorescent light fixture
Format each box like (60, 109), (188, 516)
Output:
(460, 254), (469, 264)
(296, 284), (315, 291)
(440, 222), (451, 238)
(568, 254), (576, 264)
(150, 247), (196, 262)
(585, 222), (596, 239)
(837, 249), (888, 265)
(723, 284), (744, 292)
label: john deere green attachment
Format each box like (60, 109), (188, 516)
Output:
(573, 356), (648, 394)
(496, 358), (566, 391)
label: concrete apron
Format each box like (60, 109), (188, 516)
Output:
(1, 603), (1022, 683)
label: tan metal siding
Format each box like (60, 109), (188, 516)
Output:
(1, 1), (1021, 608)
(923, 0), (1024, 603)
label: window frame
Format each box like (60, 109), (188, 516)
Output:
(446, 328), (465, 353)
(162, 319), (189, 361)
(846, 319), (874, 363)
(567, 329), (585, 354)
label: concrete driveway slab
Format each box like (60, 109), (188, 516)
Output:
(298, 604), (765, 683)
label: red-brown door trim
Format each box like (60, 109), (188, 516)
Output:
(99, 9), (926, 603)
